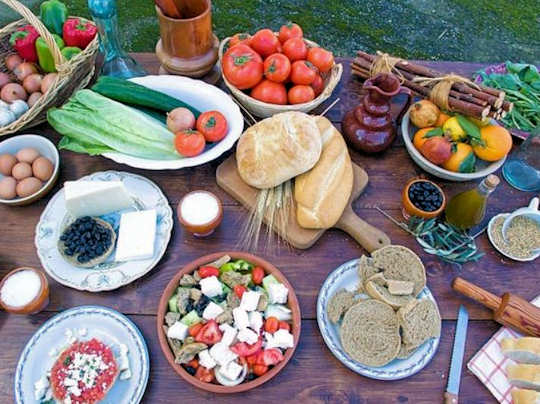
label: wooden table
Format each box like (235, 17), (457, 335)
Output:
(0, 54), (537, 403)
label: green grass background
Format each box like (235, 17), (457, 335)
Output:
(1, 0), (539, 62)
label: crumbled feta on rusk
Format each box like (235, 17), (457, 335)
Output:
(264, 329), (294, 349)
(220, 360), (243, 380)
(203, 301), (224, 320)
(240, 290), (261, 311)
(219, 324), (238, 346)
(209, 342), (238, 367)
(200, 276), (223, 298)
(198, 350), (216, 369)
(232, 307), (249, 329)
(167, 321), (189, 341)
(267, 283), (288, 304)
(237, 328), (259, 345)
(248, 311), (263, 332)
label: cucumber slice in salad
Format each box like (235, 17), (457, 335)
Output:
(180, 310), (201, 326)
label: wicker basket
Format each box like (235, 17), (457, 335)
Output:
(0, 0), (99, 136)
(218, 35), (342, 118)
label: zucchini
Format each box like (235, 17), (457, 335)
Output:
(91, 76), (201, 117)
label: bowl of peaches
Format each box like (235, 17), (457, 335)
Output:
(401, 99), (511, 181)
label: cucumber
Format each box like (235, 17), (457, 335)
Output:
(180, 310), (201, 326)
(131, 105), (167, 124)
(168, 295), (178, 313)
(91, 76), (201, 117)
(262, 274), (280, 293)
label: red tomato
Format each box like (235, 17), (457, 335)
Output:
(196, 111), (228, 142)
(288, 85), (315, 104)
(198, 265), (219, 278)
(246, 353), (258, 367)
(253, 364), (268, 376)
(188, 322), (203, 337)
(256, 348), (285, 366)
(174, 130), (205, 157)
(186, 358), (199, 369)
(251, 80), (287, 105)
(250, 28), (280, 58)
(290, 60), (317, 85)
(230, 338), (263, 357)
(263, 53), (291, 83)
(195, 320), (222, 345)
(311, 74), (324, 97)
(307, 47), (334, 74)
(264, 316), (279, 333)
(282, 37), (308, 62)
(222, 44), (263, 90)
(233, 284), (247, 298)
(251, 266), (265, 285)
(278, 22), (303, 43)
(195, 366), (214, 383)
(278, 321), (291, 332)
(229, 32), (251, 47)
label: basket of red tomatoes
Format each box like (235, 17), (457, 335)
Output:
(218, 23), (342, 118)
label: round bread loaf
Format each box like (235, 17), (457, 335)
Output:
(397, 299), (441, 351)
(340, 299), (401, 367)
(236, 112), (322, 189)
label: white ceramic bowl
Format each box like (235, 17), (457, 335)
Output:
(487, 213), (540, 262)
(0, 134), (60, 206)
(401, 109), (506, 181)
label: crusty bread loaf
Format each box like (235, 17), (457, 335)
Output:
(365, 279), (415, 309)
(327, 289), (356, 324)
(507, 364), (540, 391)
(398, 299), (441, 348)
(236, 111), (322, 189)
(340, 299), (401, 367)
(502, 338), (540, 364)
(294, 116), (353, 229)
(512, 389), (540, 404)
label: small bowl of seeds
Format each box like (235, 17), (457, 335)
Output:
(488, 213), (540, 262)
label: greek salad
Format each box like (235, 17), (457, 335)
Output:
(162, 255), (295, 386)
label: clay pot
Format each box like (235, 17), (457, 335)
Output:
(402, 178), (446, 219)
(0, 267), (49, 314)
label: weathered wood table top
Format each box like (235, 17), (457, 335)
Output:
(0, 54), (537, 403)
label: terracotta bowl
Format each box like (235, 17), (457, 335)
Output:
(156, 252), (301, 393)
(402, 178), (446, 219)
(0, 267), (49, 314)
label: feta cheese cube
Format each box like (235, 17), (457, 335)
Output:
(219, 324), (238, 346)
(232, 307), (249, 329)
(267, 283), (288, 304)
(64, 180), (133, 218)
(203, 302), (224, 320)
(267, 329), (294, 349)
(240, 290), (260, 311)
(248, 311), (263, 332)
(115, 210), (157, 261)
(167, 321), (189, 341)
(200, 276), (223, 298)
(209, 342), (238, 367)
(198, 350), (216, 369)
(220, 361), (243, 381)
(237, 328), (259, 345)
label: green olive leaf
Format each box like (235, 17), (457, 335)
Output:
(424, 127), (444, 138)
(459, 151), (476, 173)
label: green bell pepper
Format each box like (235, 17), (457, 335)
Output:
(35, 34), (65, 73)
(61, 46), (82, 60)
(40, 0), (68, 35)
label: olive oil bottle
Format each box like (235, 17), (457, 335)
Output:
(445, 175), (500, 229)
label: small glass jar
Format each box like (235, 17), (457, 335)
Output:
(177, 191), (223, 237)
(0, 267), (49, 314)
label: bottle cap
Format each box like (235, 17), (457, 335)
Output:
(485, 174), (500, 188)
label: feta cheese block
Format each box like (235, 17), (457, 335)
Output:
(209, 342), (238, 367)
(167, 321), (189, 341)
(237, 328), (259, 345)
(232, 307), (250, 330)
(265, 329), (294, 349)
(240, 291), (261, 312)
(268, 283), (289, 304)
(220, 361), (243, 381)
(219, 324), (238, 346)
(249, 311), (263, 332)
(115, 210), (157, 262)
(203, 302), (224, 320)
(200, 276), (223, 298)
(64, 181), (133, 218)
(198, 350), (216, 369)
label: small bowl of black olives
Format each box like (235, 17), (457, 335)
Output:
(402, 178), (446, 219)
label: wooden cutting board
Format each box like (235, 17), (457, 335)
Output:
(216, 156), (391, 252)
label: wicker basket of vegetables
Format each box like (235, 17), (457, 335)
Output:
(0, 0), (98, 136)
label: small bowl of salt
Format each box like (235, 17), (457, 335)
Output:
(0, 267), (49, 314)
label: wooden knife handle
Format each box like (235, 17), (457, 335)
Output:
(336, 205), (391, 252)
(444, 392), (458, 404)
(452, 277), (501, 312)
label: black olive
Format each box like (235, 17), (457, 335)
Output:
(185, 366), (196, 376)
(246, 373), (256, 381)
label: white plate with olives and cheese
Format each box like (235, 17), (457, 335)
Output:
(35, 171), (173, 292)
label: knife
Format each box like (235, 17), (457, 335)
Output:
(445, 305), (469, 404)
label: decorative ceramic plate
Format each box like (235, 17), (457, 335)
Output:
(14, 305), (149, 404)
(35, 171), (173, 292)
(100, 75), (244, 170)
(317, 258), (440, 380)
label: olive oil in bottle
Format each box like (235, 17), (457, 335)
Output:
(445, 175), (500, 229)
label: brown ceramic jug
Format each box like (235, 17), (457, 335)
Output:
(343, 73), (412, 153)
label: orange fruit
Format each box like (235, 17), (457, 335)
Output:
(435, 112), (450, 127)
(472, 125), (513, 162)
(443, 142), (476, 173)
(413, 127), (436, 150)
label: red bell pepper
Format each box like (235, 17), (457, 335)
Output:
(62, 18), (97, 49)
(9, 25), (40, 62)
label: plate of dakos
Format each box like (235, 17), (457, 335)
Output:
(157, 252), (301, 393)
(317, 245), (441, 380)
(15, 305), (149, 404)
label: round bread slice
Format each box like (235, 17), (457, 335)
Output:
(397, 299), (441, 348)
(364, 280), (415, 309)
(340, 299), (401, 367)
(327, 289), (356, 324)
(371, 245), (426, 296)
(357, 255), (381, 292)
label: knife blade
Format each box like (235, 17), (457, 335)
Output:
(445, 305), (469, 404)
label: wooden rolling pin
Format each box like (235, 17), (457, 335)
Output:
(452, 277), (540, 337)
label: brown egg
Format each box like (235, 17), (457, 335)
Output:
(16, 177), (42, 198)
(0, 176), (17, 199)
(32, 156), (54, 181)
(11, 162), (32, 180)
(15, 147), (40, 164)
(0, 153), (17, 176)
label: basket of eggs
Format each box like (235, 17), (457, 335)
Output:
(0, 0), (99, 136)
(218, 23), (342, 118)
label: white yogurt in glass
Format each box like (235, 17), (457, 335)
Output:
(0, 269), (42, 307)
